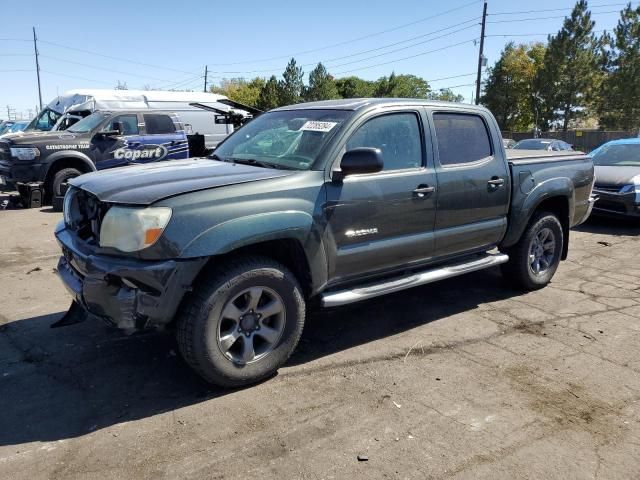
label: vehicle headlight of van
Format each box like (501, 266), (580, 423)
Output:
(10, 147), (40, 161)
(100, 206), (172, 252)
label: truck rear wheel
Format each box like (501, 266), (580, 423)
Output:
(176, 256), (305, 388)
(501, 211), (563, 290)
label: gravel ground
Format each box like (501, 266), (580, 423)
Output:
(0, 201), (639, 480)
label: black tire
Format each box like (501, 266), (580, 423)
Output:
(501, 211), (563, 291)
(176, 256), (305, 388)
(52, 167), (82, 198)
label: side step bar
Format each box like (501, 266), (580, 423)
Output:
(321, 252), (509, 308)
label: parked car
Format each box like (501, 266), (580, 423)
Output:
(513, 138), (573, 151)
(0, 120), (29, 137)
(591, 138), (640, 218)
(54, 99), (595, 387)
(0, 121), (15, 135)
(24, 89), (252, 149)
(0, 111), (189, 200)
(503, 138), (516, 149)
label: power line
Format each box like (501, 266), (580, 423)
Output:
(207, 23), (480, 76)
(485, 28), (609, 38)
(487, 10), (623, 24)
(40, 69), (114, 86)
(332, 38), (477, 76)
(0, 69), (35, 72)
(488, 2), (632, 15)
(37, 39), (200, 76)
(39, 54), (189, 83)
(204, 0), (482, 67)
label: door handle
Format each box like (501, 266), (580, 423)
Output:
(413, 185), (435, 198)
(488, 177), (505, 187)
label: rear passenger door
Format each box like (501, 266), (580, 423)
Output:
(91, 113), (143, 169)
(142, 113), (189, 161)
(428, 110), (509, 258)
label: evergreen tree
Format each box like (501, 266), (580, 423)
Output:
(256, 75), (280, 111)
(599, 3), (640, 130)
(539, 0), (602, 131)
(304, 63), (340, 101)
(278, 58), (304, 106)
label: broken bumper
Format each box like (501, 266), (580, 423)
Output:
(55, 226), (206, 330)
(592, 190), (640, 218)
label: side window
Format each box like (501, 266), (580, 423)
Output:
(346, 113), (422, 171)
(433, 113), (492, 166)
(103, 114), (139, 136)
(144, 114), (176, 135)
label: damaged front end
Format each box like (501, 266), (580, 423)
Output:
(53, 188), (206, 332)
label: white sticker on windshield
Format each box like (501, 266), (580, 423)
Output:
(300, 121), (337, 132)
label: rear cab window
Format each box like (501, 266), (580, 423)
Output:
(433, 112), (492, 166)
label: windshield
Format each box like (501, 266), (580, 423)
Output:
(0, 123), (13, 135)
(8, 122), (28, 133)
(67, 112), (111, 134)
(514, 139), (552, 150)
(26, 108), (63, 132)
(212, 109), (351, 170)
(591, 143), (640, 167)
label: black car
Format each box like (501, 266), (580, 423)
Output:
(513, 138), (573, 151)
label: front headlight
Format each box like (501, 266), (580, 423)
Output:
(100, 206), (172, 252)
(10, 147), (40, 161)
(620, 175), (640, 203)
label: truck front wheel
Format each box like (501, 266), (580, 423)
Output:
(501, 211), (563, 290)
(176, 256), (305, 388)
(49, 167), (83, 204)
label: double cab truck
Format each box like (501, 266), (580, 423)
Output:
(54, 99), (596, 387)
(0, 110), (189, 201)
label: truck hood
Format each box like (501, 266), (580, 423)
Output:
(594, 165), (640, 186)
(0, 130), (85, 145)
(70, 158), (296, 205)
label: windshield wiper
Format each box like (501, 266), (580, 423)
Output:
(229, 158), (294, 170)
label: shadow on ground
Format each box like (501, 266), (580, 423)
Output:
(0, 268), (516, 446)
(575, 214), (639, 236)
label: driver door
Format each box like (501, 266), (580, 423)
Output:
(324, 110), (437, 284)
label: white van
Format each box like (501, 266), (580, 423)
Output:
(25, 89), (249, 149)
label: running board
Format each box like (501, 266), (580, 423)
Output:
(321, 252), (509, 307)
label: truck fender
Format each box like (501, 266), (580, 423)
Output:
(44, 150), (96, 180)
(501, 177), (574, 251)
(181, 210), (315, 254)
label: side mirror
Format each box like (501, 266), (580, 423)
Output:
(337, 148), (383, 179)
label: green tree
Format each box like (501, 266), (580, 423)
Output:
(256, 75), (280, 111)
(482, 42), (546, 131)
(598, 3), (640, 130)
(539, 0), (602, 131)
(428, 88), (465, 103)
(335, 76), (376, 98)
(304, 63), (340, 101)
(278, 58), (304, 105)
(373, 73), (430, 98)
(211, 77), (266, 107)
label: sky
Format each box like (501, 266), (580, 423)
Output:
(0, 0), (632, 119)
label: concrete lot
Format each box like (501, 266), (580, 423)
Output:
(0, 201), (639, 480)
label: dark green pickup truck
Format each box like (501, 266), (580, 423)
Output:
(54, 99), (596, 387)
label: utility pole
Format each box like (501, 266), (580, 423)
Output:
(475, 1), (487, 105)
(33, 27), (43, 111)
(203, 66), (208, 93)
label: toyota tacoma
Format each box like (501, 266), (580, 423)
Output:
(54, 99), (596, 387)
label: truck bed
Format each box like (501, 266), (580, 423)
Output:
(506, 149), (588, 164)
